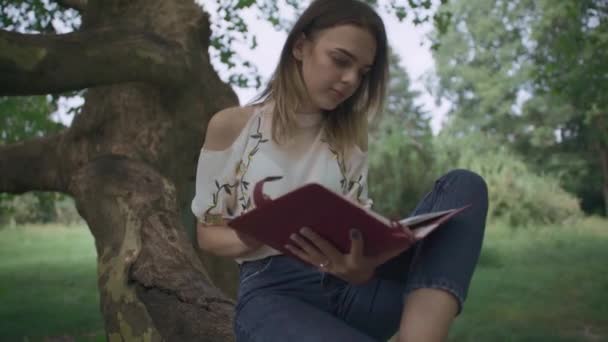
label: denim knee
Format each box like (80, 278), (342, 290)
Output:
(441, 169), (488, 208)
(442, 169), (487, 191)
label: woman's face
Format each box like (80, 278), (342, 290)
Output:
(292, 24), (376, 112)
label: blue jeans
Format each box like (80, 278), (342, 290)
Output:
(234, 169), (488, 341)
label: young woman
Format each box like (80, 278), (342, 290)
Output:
(191, 0), (488, 341)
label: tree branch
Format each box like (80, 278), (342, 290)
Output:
(0, 27), (190, 96)
(0, 133), (67, 194)
(55, 0), (87, 12)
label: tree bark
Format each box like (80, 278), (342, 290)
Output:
(55, 0), (87, 12)
(0, 28), (189, 95)
(0, 133), (66, 193)
(70, 156), (235, 340)
(0, 0), (241, 340)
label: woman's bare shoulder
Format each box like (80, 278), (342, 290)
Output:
(203, 105), (258, 151)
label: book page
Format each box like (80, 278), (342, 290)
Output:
(365, 207), (458, 228)
(398, 208), (457, 227)
(411, 223), (440, 239)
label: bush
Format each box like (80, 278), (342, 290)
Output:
(433, 132), (582, 227)
(0, 193), (41, 227)
(368, 125), (438, 218)
(0, 192), (83, 228)
(54, 196), (85, 225)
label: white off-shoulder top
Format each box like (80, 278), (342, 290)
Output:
(191, 104), (373, 263)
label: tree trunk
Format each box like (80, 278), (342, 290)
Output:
(0, 0), (242, 339)
(69, 156), (237, 340)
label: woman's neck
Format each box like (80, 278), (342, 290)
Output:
(295, 101), (321, 116)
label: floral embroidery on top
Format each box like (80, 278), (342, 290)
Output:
(323, 139), (365, 201)
(325, 142), (348, 191)
(202, 116), (268, 223)
(203, 180), (237, 224)
(350, 174), (365, 200)
(237, 116), (268, 211)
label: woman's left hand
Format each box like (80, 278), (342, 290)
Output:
(284, 226), (415, 285)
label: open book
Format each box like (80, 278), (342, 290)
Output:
(228, 176), (470, 259)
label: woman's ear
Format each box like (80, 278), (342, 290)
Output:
(292, 33), (307, 61)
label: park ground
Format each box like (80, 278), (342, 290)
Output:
(1, 217), (607, 341)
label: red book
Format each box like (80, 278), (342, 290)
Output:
(228, 176), (470, 259)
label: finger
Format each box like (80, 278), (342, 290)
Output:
(403, 226), (416, 242)
(298, 227), (343, 260)
(289, 231), (327, 261)
(284, 243), (314, 265)
(396, 222), (415, 240)
(349, 229), (364, 258)
(393, 222), (416, 246)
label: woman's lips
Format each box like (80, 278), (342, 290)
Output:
(330, 89), (345, 99)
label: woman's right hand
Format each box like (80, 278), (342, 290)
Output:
(286, 226), (416, 285)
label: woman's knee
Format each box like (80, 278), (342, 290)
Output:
(442, 169), (488, 203)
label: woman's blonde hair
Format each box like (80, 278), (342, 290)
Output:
(253, 0), (389, 154)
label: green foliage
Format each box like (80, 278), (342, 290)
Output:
(0, 96), (67, 226)
(527, 0), (608, 215)
(369, 51), (436, 217)
(434, 131), (582, 227)
(0, 0), (80, 33)
(433, 0), (534, 137)
(0, 192), (47, 226)
(0, 193), (82, 228)
(369, 120), (437, 217)
(0, 96), (63, 143)
(433, 0), (608, 215)
(532, 0), (608, 121)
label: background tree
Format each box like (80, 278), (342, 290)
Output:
(0, 0), (447, 339)
(432, 0), (608, 215)
(369, 50), (435, 217)
(0, 95), (65, 224)
(527, 0), (608, 215)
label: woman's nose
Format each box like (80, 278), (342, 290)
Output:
(341, 68), (360, 87)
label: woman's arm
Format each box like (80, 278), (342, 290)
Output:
(195, 105), (259, 258)
(197, 223), (261, 258)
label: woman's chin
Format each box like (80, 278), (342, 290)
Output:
(316, 98), (343, 111)
(320, 104), (338, 111)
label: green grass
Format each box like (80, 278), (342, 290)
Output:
(1, 218), (607, 341)
(449, 216), (608, 341)
(0, 224), (104, 342)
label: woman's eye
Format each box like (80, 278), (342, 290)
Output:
(332, 56), (350, 67)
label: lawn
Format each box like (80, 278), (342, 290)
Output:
(0, 224), (104, 342)
(449, 217), (608, 341)
(0, 218), (606, 341)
